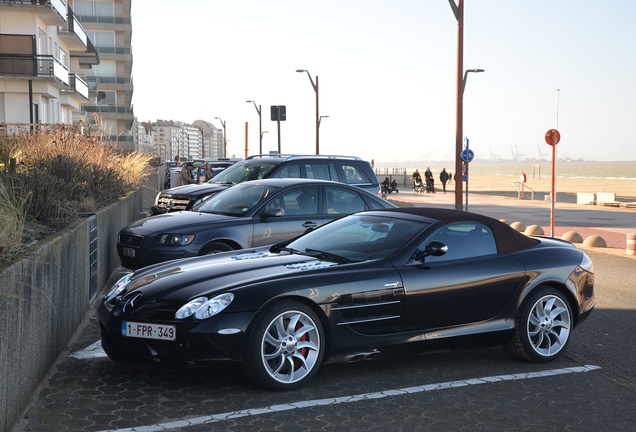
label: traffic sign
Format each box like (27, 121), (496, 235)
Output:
(460, 149), (474, 163)
(545, 129), (560, 146)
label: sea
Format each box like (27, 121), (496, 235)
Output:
(374, 161), (636, 181)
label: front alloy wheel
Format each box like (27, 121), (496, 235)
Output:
(505, 287), (572, 363)
(244, 301), (324, 390)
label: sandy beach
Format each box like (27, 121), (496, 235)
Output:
(395, 172), (636, 203)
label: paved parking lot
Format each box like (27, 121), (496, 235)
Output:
(12, 196), (636, 432)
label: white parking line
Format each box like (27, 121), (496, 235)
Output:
(96, 365), (601, 432)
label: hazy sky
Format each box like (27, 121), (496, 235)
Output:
(130, 0), (636, 162)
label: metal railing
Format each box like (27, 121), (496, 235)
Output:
(0, 1), (67, 20)
(86, 75), (133, 85)
(82, 104), (134, 114)
(512, 181), (545, 200)
(94, 45), (132, 55)
(57, 8), (88, 48)
(67, 74), (89, 99)
(77, 14), (131, 25)
(0, 54), (68, 85)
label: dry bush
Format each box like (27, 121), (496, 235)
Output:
(0, 175), (29, 254)
(0, 127), (154, 245)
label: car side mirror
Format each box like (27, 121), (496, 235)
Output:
(414, 241), (448, 262)
(262, 209), (283, 218)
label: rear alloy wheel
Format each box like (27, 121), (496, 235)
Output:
(244, 301), (324, 390)
(506, 287), (572, 363)
(199, 242), (233, 255)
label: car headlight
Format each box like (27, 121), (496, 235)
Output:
(154, 234), (195, 246)
(104, 274), (132, 311)
(175, 293), (234, 320)
(578, 253), (594, 273)
(175, 296), (208, 319)
(196, 293), (234, 320)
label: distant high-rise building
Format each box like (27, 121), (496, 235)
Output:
(192, 119), (224, 158)
(0, 0), (99, 128)
(75, 0), (134, 152)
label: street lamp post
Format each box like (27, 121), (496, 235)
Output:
(448, 0), (465, 211)
(448, 1), (484, 211)
(296, 69), (319, 154)
(214, 117), (226, 158)
(246, 101), (262, 155)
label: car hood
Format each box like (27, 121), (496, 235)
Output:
(161, 183), (231, 196)
(119, 248), (338, 303)
(122, 211), (241, 234)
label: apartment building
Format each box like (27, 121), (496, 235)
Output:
(0, 0), (98, 128)
(192, 119), (224, 159)
(75, 0), (134, 152)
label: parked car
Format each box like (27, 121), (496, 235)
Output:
(150, 154), (379, 215)
(101, 207), (595, 390)
(163, 159), (238, 190)
(119, 178), (395, 270)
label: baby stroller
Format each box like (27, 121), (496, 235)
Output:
(426, 177), (435, 193)
(413, 179), (425, 193)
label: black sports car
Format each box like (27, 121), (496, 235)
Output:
(100, 208), (595, 390)
(118, 179), (395, 270)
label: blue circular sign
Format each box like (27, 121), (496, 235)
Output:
(461, 149), (475, 163)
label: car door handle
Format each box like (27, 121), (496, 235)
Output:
(302, 221), (317, 228)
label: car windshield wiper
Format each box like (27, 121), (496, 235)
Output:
(303, 248), (351, 264)
(277, 247), (303, 255)
(211, 181), (236, 185)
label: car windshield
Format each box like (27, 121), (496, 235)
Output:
(196, 183), (280, 216)
(284, 214), (429, 262)
(210, 161), (276, 184)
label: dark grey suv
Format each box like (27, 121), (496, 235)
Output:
(150, 154), (380, 215)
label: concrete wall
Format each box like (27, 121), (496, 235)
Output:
(0, 189), (142, 432)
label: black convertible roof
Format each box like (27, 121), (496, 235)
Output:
(379, 207), (540, 255)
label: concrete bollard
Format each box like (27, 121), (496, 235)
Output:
(562, 231), (583, 243)
(510, 222), (526, 233)
(583, 235), (607, 248)
(627, 233), (636, 255)
(525, 225), (545, 236)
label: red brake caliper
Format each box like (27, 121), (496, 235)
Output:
(294, 321), (308, 371)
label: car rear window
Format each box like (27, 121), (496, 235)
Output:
(339, 164), (370, 184)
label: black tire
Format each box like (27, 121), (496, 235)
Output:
(505, 287), (572, 363)
(199, 242), (233, 255)
(244, 300), (324, 391)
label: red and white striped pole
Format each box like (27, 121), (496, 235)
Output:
(627, 233), (636, 256)
(545, 129), (560, 238)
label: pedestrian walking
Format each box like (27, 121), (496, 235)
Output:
(440, 168), (449, 193)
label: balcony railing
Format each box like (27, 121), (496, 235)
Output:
(86, 75), (132, 86)
(68, 74), (89, 99)
(82, 105), (134, 114)
(77, 14), (131, 25)
(0, 54), (68, 86)
(94, 45), (132, 55)
(58, 8), (88, 49)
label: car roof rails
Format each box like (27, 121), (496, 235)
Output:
(244, 154), (363, 161)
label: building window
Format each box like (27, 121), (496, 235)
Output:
(75, 1), (114, 17)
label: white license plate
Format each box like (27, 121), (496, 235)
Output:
(123, 247), (136, 257)
(122, 321), (176, 341)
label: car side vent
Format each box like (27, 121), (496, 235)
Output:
(287, 262), (338, 271)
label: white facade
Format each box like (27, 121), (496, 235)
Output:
(0, 0), (95, 127)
